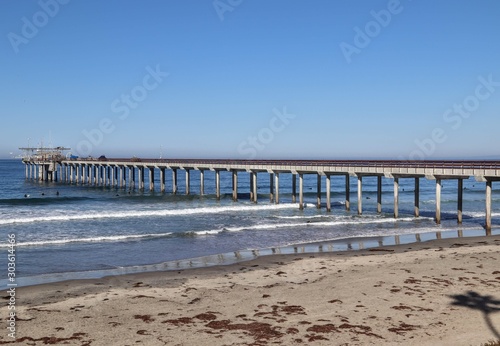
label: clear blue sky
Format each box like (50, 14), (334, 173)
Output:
(1, 0), (499, 159)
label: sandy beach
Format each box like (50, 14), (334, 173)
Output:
(3, 234), (500, 345)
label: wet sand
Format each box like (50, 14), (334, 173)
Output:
(3, 234), (500, 345)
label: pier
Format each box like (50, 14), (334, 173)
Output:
(19, 149), (500, 231)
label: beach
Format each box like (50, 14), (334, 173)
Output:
(4, 234), (500, 346)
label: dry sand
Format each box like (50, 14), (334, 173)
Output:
(3, 234), (500, 346)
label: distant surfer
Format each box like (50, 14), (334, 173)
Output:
(56, 191), (59, 196)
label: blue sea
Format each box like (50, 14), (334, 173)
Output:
(0, 159), (499, 287)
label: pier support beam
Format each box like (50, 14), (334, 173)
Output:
(129, 167), (134, 189)
(486, 180), (492, 231)
(345, 175), (350, 211)
(317, 174), (321, 209)
(109, 167), (113, 186)
(394, 177), (399, 219)
(160, 168), (165, 193)
(114, 167), (118, 187)
(275, 173), (280, 204)
(106, 167), (111, 186)
(415, 178), (420, 217)
(138, 167), (144, 190)
(81, 165), (86, 185)
(457, 178), (463, 224)
(249, 173), (254, 202)
(149, 167), (155, 192)
(200, 170), (204, 195)
(252, 172), (258, 203)
(292, 174), (297, 203)
(70, 165), (74, 183)
(87, 166), (92, 185)
(215, 170), (220, 200)
(232, 170), (238, 201)
(185, 170), (190, 195)
(172, 169), (177, 194)
(326, 174), (331, 212)
(298, 174), (304, 210)
(119, 166), (127, 189)
(435, 178), (442, 224)
(269, 173), (274, 203)
(357, 176), (362, 215)
(377, 176), (382, 213)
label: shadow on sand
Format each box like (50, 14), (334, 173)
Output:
(449, 291), (500, 340)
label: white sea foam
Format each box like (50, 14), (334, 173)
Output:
(462, 211), (500, 218)
(193, 216), (423, 235)
(0, 203), (315, 225)
(0, 232), (174, 248)
(276, 215), (327, 220)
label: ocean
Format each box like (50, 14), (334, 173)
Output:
(0, 159), (498, 288)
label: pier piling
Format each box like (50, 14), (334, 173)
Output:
(394, 177), (399, 219)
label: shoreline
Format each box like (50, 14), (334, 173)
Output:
(7, 227), (499, 289)
(6, 232), (500, 345)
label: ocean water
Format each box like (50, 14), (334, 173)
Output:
(0, 159), (499, 287)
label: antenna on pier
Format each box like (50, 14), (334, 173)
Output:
(48, 131), (53, 149)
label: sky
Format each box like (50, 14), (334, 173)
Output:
(1, 0), (499, 160)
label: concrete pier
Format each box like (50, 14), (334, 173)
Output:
(21, 156), (500, 230)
